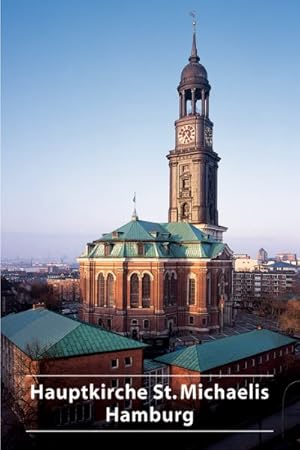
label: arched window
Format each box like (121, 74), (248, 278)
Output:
(188, 278), (196, 305)
(182, 203), (189, 219)
(98, 273), (105, 306)
(206, 273), (211, 306)
(130, 274), (139, 308)
(107, 273), (115, 307)
(164, 273), (170, 306)
(170, 273), (177, 305)
(142, 274), (151, 308)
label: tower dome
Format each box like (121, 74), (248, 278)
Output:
(178, 31), (210, 91)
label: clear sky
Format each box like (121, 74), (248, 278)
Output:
(2, 0), (300, 260)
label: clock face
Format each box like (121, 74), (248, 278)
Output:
(204, 127), (213, 146)
(178, 125), (195, 144)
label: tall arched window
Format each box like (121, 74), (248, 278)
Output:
(142, 274), (151, 308)
(130, 274), (139, 308)
(107, 273), (115, 307)
(188, 278), (196, 305)
(170, 273), (177, 305)
(206, 273), (211, 306)
(164, 273), (170, 306)
(98, 273), (105, 306)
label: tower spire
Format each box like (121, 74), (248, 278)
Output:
(189, 11), (200, 63)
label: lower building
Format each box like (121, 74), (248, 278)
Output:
(1, 307), (146, 428)
(155, 329), (297, 408)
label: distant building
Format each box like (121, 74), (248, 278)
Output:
(276, 253), (297, 264)
(233, 269), (296, 305)
(47, 276), (80, 303)
(234, 256), (258, 272)
(257, 248), (268, 264)
(1, 307), (146, 428)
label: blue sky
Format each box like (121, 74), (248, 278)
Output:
(2, 0), (300, 260)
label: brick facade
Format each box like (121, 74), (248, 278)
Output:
(79, 257), (233, 336)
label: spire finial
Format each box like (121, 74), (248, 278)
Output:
(131, 192), (139, 221)
(189, 11), (200, 63)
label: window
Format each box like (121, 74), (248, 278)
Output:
(137, 243), (144, 256)
(279, 365), (283, 373)
(105, 244), (112, 256)
(125, 377), (132, 386)
(206, 274), (212, 306)
(280, 349), (283, 357)
(125, 357), (132, 367)
(188, 278), (196, 305)
(218, 369), (222, 378)
(273, 368), (276, 375)
(107, 274), (115, 307)
(111, 359), (119, 369)
(273, 351), (276, 359)
(208, 375), (212, 382)
(244, 378), (248, 387)
(130, 274), (139, 308)
(111, 379), (118, 388)
(170, 273), (177, 305)
(164, 273), (170, 306)
(244, 361), (248, 369)
(182, 178), (190, 189)
(227, 367), (231, 375)
(143, 319), (149, 329)
(131, 319), (138, 325)
(142, 274), (151, 308)
(189, 316), (194, 325)
(285, 348), (289, 355)
(252, 358), (255, 367)
(107, 318), (112, 330)
(236, 363), (240, 372)
(202, 318), (206, 326)
(98, 318), (103, 326)
(56, 402), (92, 426)
(266, 353), (270, 361)
(259, 356), (263, 364)
(98, 273), (105, 306)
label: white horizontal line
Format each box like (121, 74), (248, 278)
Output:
(26, 429), (275, 434)
(26, 374), (274, 378)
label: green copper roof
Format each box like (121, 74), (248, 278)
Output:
(80, 219), (228, 260)
(155, 330), (296, 372)
(1, 308), (146, 360)
(144, 359), (167, 372)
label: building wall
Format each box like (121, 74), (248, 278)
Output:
(166, 342), (295, 409)
(79, 257), (233, 336)
(233, 271), (295, 304)
(1, 335), (40, 427)
(1, 335), (145, 428)
(47, 278), (80, 302)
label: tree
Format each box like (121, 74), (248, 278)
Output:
(279, 300), (300, 335)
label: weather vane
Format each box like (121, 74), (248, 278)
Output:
(189, 10), (196, 32)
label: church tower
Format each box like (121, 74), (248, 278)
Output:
(168, 27), (227, 241)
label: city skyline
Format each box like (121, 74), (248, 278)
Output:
(2, 0), (300, 260)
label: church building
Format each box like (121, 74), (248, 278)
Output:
(79, 28), (233, 338)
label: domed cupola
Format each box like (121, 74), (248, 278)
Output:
(178, 30), (211, 118)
